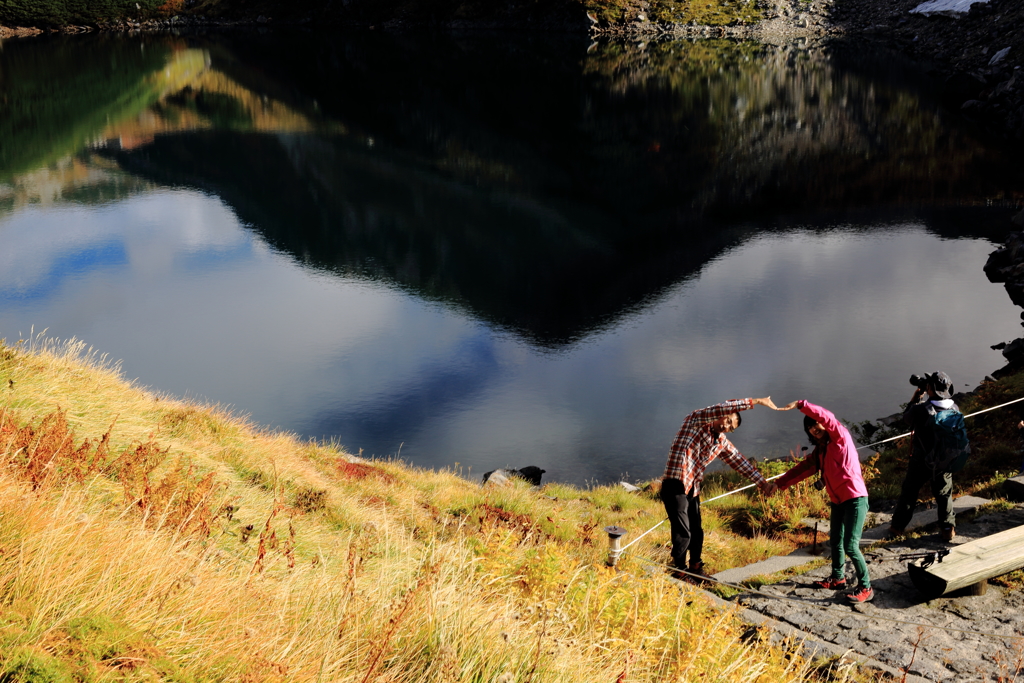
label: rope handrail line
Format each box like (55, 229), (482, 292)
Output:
(633, 555), (1024, 643)
(619, 473), (785, 552)
(620, 394), (1024, 554)
(856, 395), (1024, 451)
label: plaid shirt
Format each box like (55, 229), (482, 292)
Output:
(663, 398), (765, 495)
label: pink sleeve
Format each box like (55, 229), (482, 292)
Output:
(798, 400), (847, 444)
(775, 454), (817, 489)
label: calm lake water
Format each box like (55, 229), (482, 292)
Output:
(1, 31), (1021, 485)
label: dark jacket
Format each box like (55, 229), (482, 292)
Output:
(904, 396), (959, 461)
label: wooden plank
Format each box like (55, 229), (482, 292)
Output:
(908, 524), (1024, 597)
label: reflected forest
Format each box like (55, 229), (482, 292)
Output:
(1, 32), (1013, 345)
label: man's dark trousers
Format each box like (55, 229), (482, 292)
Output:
(660, 477), (703, 571)
(891, 454), (954, 531)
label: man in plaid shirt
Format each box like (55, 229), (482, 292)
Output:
(661, 397), (782, 581)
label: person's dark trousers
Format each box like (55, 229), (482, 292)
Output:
(660, 477), (703, 571)
(891, 454), (955, 531)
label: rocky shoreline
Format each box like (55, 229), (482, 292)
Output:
(830, 0), (1023, 146)
(582, 0), (1023, 145)
(586, 0), (1022, 145)
(985, 214), (1024, 369)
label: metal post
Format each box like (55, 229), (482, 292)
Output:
(604, 525), (627, 567)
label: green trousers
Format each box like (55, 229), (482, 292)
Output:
(830, 496), (870, 589)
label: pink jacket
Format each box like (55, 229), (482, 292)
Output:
(775, 400), (868, 504)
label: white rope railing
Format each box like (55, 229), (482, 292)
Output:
(855, 395), (1024, 452)
(616, 395), (1024, 555)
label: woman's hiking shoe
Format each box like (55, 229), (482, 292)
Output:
(940, 526), (956, 543)
(812, 577), (847, 590)
(845, 586), (874, 603)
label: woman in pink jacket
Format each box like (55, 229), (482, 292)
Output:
(775, 400), (873, 603)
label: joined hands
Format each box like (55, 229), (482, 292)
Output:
(753, 397), (799, 411)
(749, 397), (801, 497)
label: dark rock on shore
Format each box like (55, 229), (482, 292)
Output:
(986, 223), (1024, 363)
(482, 466), (546, 486)
(987, 228), (1024, 295)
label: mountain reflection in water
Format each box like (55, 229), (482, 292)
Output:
(0, 32), (1020, 483)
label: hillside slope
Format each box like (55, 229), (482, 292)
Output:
(0, 337), (826, 683)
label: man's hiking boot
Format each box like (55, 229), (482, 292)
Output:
(884, 526), (905, 540)
(686, 562), (713, 584)
(812, 576), (847, 590)
(845, 586), (874, 603)
(940, 525), (956, 543)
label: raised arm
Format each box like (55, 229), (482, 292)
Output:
(797, 400), (848, 443)
(774, 450), (819, 490)
(903, 389), (929, 427)
(687, 398), (753, 424)
(718, 441), (768, 487)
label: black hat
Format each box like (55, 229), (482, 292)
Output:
(929, 371), (953, 399)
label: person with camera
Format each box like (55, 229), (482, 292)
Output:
(771, 400), (873, 603)
(888, 371), (963, 543)
(660, 397), (782, 583)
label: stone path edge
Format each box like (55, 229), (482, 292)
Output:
(681, 494), (999, 680)
(714, 494), (993, 584)
(690, 583), (930, 682)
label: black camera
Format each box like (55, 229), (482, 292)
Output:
(909, 373), (931, 389)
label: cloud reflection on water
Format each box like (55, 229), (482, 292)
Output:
(4, 190), (1016, 485)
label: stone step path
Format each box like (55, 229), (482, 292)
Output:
(734, 507), (1024, 682)
(860, 494), (991, 542)
(713, 545), (824, 584)
(713, 494), (991, 584)
(645, 495), (1006, 679)
(700, 496), (1024, 682)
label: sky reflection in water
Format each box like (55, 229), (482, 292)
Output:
(1, 189), (1018, 485)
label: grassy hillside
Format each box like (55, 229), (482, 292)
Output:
(0, 336), (837, 683)
(4, 332), (1020, 680)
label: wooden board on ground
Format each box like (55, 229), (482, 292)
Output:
(909, 523), (1024, 597)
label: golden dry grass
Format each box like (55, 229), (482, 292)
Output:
(0, 337), (841, 682)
